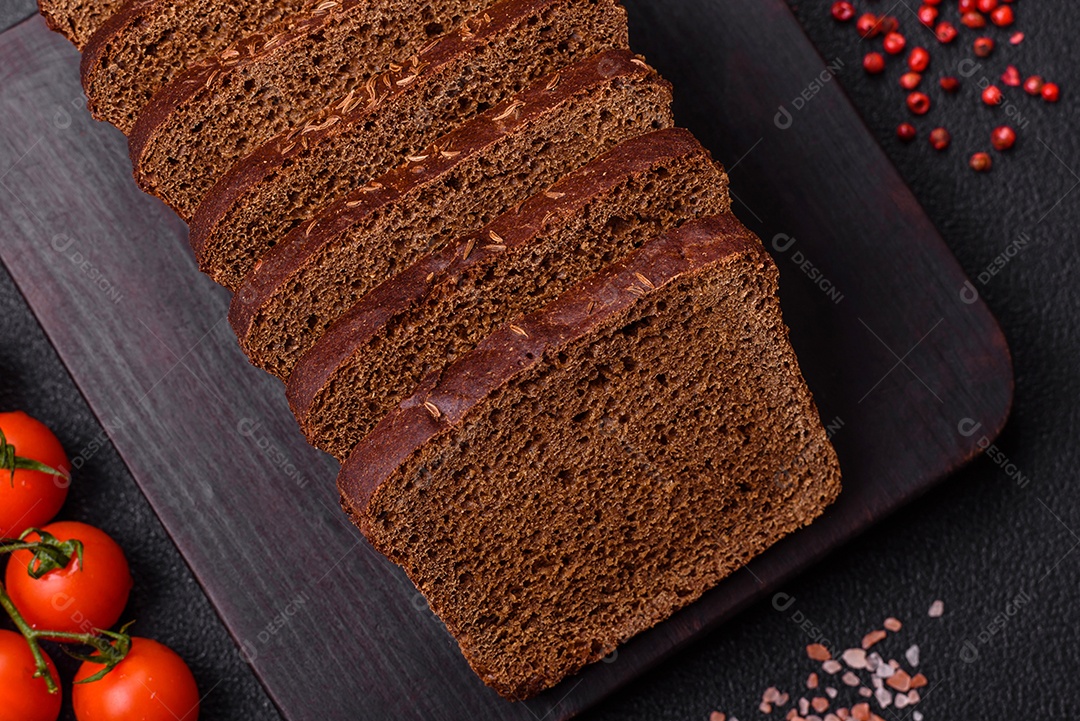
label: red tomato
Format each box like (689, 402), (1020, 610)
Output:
(0, 411), (70, 538)
(5, 521), (132, 634)
(0, 628), (61, 721)
(73, 637), (199, 721)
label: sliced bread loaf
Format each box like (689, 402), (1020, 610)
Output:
(38, 0), (124, 48)
(338, 213), (843, 699)
(288, 129), (730, 458)
(229, 126), (699, 386)
(192, 48), (667, 290)
(80, 0), (312, 134)
(130, 0), (629, 220)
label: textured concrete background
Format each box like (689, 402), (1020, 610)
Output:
(1, 1), (1077, 719)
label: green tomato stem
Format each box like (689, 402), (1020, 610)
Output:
(0, 581), (61, 694)
(0, 540), (132, 694)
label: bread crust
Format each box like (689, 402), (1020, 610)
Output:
(191, 46), (658, 289)
(285, 125), (715, 443)
(338, 214), (769, 525)
(129, 0), (626, 219)
(227, 87), (687, 378)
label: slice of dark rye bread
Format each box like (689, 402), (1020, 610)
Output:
(37, 0), (124, 48)
(80, 0), (312, 134)
(192, 49), (669, 291)
(229, 129), (706, 387)
(129, 0), (629, 221)
(287, 128), (730, 459)
(338, 213), (843, 699)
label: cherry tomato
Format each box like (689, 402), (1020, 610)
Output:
(6, 521), (132, 635)
(0, 628), (61, 721)
(0, 411), (70, 538)
(73, 637), (199, 721)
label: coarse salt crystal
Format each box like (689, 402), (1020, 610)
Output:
(842, 672), (861, 687)
(913, 712), (924, 721)
(858, 687), (873, 698)
(875, 663), (895, 679)
(905, 645), (920, 667)
(807, 672), (819, 689)
(822, 660), (843, 674)
(709, 712), (725, 721)
(842, 648), (868, 669)
(874, 687), (892, 708)
(861, 630), (887, 649)
(928, 600), (944, 617)
(895, 693), (910, 709)
(883, 617), (902, 632)
(825, 687), (838, 699)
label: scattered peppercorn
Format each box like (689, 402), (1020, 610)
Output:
(973, 37), (994, 57)
(991, 126), (1016, 151)
(1023, 75), (1044, 96)
(970, 152), (993, 172)
(991, 5), (1014, 27)
(917, 5), (938, 25)
(935, 21), (958, 43)
(958, 0), (977, 12)
(883, 32), (907, 55)
(976, 0), (998, 12)
(961, 11), (987, 29)
(907, 92), (931, 115)
(863, 52), (886, 75)
(856, 13), (880, 38)
(897, 123), (917, 142)
(1041, 83), (1060, 102)
(929, 127), (951, 151)
(908, 47), (930, 72)
(900, 72), (923, 90)
(940, 76), (960, 92)
(1009, 32), (1024, 45)
(1001, 65), (1020, 87)
(831, 1), (855, 22)
(878, 16), (900, 34)
(981, 85), (1003, 106)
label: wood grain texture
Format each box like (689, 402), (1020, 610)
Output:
(0, 2), (1012, 720)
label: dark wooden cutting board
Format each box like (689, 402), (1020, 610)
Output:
(0, 1), (1012, 719)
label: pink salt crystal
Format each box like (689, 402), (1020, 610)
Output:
(842, 648), (868, 669)
(928, 600), (944, 617)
